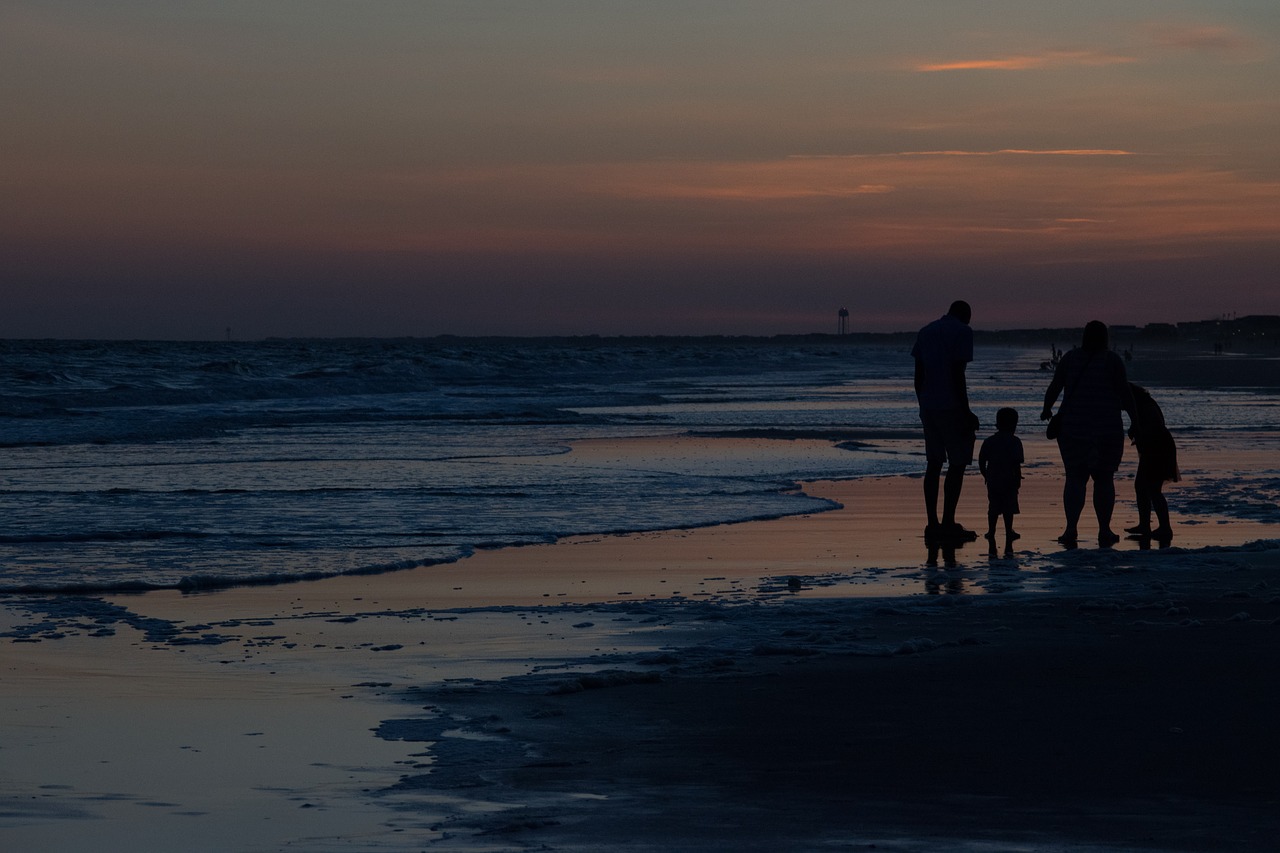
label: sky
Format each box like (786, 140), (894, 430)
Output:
(4, 1), (1279, 339)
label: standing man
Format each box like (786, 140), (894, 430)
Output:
(911, 300), (979, 541)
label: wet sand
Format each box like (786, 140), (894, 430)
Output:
(400, 556), (1280, 852)
(3, 436), (1279, 851)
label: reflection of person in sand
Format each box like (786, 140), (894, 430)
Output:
(911, 300), (979, 541)
(1040, 321), (1138, 548)
(924, 564), (966, 593)
(1126, 384), (1180, 543)
(979, 407), (1023, 548)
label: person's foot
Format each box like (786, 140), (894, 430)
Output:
(1151, 526), (1173, 541)
(1125, 523), (1151, 535)
(1056, 530), (1078, 545)
(940, 522), (979, 541)
(984, 530), (997, 542)
(927, 522), (977, 541)
(1098, 529), (1121, 547)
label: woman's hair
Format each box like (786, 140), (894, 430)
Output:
(1082, 320), (1109, 350)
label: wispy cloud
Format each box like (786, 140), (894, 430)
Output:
(916, 49), (1137, 72)
(1143, 23), (1258, 56)
(793, 149), (1139, 159)
(905, 149), (1138, 157)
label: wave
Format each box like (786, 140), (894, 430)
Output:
(0, 336), (923, 449)
(0, 530), (211, 544)
(0, 491), (845, 596)
(0, 552), (471, 596)
(688, 428), (919, 442)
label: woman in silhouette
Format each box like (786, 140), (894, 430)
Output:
(1040, 321), (1138, 547)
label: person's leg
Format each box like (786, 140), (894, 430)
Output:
(1093, 471), (1119, 545)
(1003, 511), (1018, 539)
(1128, 472), (1152, 534)
(941, 463), (965, 527)
(1061, 469), (1086, 542)
(986, 506), (997, 540)
(1151, 480), (1172, 537)
(921, 411), (945, 532)
(923, 459), (943, 529)
(940, 410), (973, 533)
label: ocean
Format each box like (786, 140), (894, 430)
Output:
(1, 337), (1275, 593)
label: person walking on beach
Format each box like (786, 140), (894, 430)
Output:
(1040, 321), (1138, 547)
(1126, 383), (1179, 542)
(978, 407), (1023, 545)
(912, 300), (979, 541)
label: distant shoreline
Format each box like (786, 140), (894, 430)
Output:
(4, 316), (1277, 353)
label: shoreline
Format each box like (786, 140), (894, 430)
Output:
(15, 429), (1262, 615)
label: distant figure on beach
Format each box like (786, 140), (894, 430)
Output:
(1126, 384), (1179, 542)
(978, 407), (1023, 545)
(1041, 321), (1138, 547)
(1040, 345), (1062, 372)
(911, 300), (978, 541)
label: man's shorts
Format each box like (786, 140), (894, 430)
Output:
(920, 407), (975, 468)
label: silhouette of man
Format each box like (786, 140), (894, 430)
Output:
(911, 300), (978, 540)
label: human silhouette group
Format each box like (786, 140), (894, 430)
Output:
(912, 301), (1178, 554)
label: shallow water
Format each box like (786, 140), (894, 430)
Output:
(0, 338), (1276, 593)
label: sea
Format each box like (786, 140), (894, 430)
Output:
(1, 336), (1277, 593)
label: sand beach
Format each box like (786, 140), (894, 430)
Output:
(3, 427), (1279, 852)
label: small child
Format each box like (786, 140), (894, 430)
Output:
(978, 407), (1024, 543)
(1127, 384), (1179, 541)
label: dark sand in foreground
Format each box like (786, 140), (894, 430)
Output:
(384, 546), (1280, 852)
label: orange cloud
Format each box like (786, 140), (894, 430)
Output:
(916, 49), (1137, 72)
(335, 153), (1280, 263)
(862, 150), (1138, 158)
(10, 148), (1278, 268)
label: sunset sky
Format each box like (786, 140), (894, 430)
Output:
(4, 1), (1279, 339)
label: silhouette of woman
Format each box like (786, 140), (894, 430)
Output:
(1040, 321), (1138, 547)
